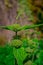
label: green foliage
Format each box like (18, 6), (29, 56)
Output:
(38, 50), (43, 65)
(28, 38), (39, 49)
(20, 24), (43, 30)
(24, 60), (36, 65)
(36, 12), (43, 33)
(17, 0), (33, 20)
(0, 1), (43, 65)
(0, 24), (43, 32)
(1, 24), (21, 32)
(10, 39), (23, 48)
(0, 23), (43, 65)
(0, 45), (15, 65)
(21, 38), (28, 48)
(35, 50), (43, 65)
(13, 47), (27, 65)
(39, 39), (43, 49)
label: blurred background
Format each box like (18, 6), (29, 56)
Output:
(0, 0), (43, 45)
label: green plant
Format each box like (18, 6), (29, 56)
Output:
(0, 24), (43, 31)
(0, 24), (43, 38)
(0, 24), (21, 36)
(0, 45), (15, 65)
(0, 23), (43, 65)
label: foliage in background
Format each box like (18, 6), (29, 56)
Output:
(16, 0), (34, 20)
(18, 0), (43, 37)
(28, 0), (43, 36)
(36, 12), (43, 33)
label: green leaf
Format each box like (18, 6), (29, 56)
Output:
(0, 24), (21, 32)
(13, 47), (27, 65)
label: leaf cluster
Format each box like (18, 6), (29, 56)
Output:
(0, 24), (43, 65)
(0, 45), (15, 65)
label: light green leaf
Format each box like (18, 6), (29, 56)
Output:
(13, 47), (27, 65)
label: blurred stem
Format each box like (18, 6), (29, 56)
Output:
(15, 31), (18, 37)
